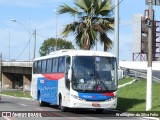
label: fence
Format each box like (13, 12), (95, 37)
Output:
(122, 68), (160, 83)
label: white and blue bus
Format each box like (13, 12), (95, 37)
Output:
(31, 49), (118, 112)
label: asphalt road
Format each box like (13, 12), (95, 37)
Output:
(0, 95), (155, 120)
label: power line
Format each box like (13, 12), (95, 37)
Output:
(36, 33), (48, 39)
(14, 32), (49, 60)
(15, 33), (34, 60)
(111, 0), (125, 11)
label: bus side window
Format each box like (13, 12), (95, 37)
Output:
(33, 61), (38, 74)
(65, 56), (70, 74)
(47, 59), (52, 73)
(42, 60), (47, 73)
(58, 57), (65, 72)
(52, 58), (58, 73)
(65, 56), (70, 89)
(37, 60), (42, 73)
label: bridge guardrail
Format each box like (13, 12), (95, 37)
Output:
(121, 68), (160, 83)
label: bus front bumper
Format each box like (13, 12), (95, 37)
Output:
(69, 97), (117, 109)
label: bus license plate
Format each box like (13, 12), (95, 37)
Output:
(92, 103), (100, 107)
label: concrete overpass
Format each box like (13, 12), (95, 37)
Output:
(0, 61), (32, 91)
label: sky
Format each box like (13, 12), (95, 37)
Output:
(0, 0), (160, 61)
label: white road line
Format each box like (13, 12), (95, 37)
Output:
(18, 103), (27, 107)
(143, 117), (159, 120)
(2, 116), (12, 120)
(35, 108), (44, 111)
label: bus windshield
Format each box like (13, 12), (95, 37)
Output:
(72, 56), (118, 92)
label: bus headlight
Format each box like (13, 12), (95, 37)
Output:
(71, 95), (84, 101)
(107, 96), (117, 101)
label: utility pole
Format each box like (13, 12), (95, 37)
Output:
(115, 0), (119, 66)
(146, 0), (153, 111)
(33, 30), (36, 60)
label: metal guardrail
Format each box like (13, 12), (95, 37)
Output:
(122, 68), (160, 83)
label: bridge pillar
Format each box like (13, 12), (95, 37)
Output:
(23, 74), (31, 91)
(2, 73), (13, 89)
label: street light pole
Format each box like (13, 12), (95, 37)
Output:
(33, 29), (36, 59)
(53, 10), (58, 51)
(28, 21), (31, 61)
(11, 19), (31, 61)
(8, 28), (10, 61)
(56, 13), (58, 51)
(146, 0), (153, 111)
(115, 0), (119, 66)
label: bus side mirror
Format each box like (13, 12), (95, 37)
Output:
(68, 68), (72, 81)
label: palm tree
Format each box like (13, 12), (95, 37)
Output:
(58, 0), (114, 51)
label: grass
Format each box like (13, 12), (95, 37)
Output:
(118, 77), (135, 85)
(0, 91), (32, 98)
(117, 78), (160, 112)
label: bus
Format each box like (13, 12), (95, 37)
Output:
(31, 49), (118, 112)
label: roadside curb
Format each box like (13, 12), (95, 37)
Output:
(0, 94), (34, 101)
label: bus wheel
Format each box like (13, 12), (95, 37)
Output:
(96, 109), (104, 113)
(39, 94), (45, 107)
(59, 96), (67, 112)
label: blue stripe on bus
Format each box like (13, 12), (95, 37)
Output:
(78, 92), (113, 101)
(37, 77), (58, 105)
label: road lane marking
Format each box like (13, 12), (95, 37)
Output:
(18, 103), (27, 106)
(35, 108), (44, 111)
(3, 116), (12, 120)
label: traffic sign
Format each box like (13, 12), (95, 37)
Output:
(146, 0), (160, 6)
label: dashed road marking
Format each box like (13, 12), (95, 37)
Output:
(18, 103), (27, 107)
(35, 108), (44, 111)
(2, 116), (12, 120)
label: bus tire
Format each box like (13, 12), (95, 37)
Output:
(38, 93), (45, 107)
(59, 96), (67, 112)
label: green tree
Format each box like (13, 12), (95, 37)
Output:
(58, 0), (114, 51)
(39, 38), (75, 56)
